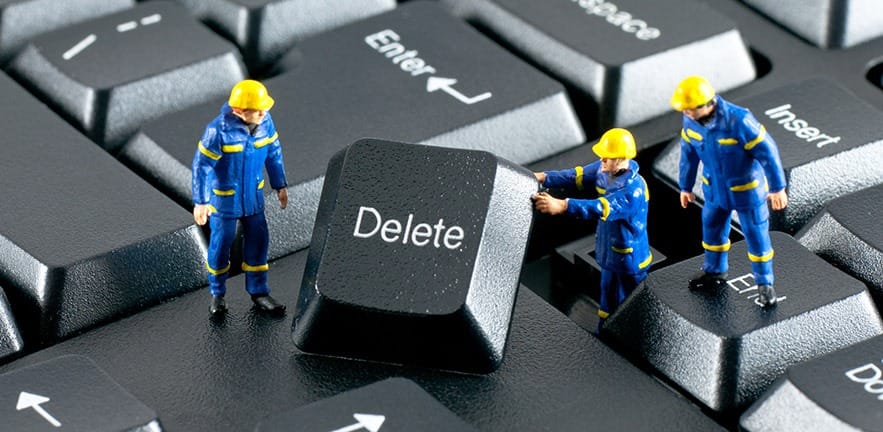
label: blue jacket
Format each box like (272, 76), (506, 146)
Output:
(192, 104), (287, 218)
(544, 160), (651, 274)
(678, 96), (786, 211)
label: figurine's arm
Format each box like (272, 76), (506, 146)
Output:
(741, 114), (788, 210)
(192, 128), (221, 225)
(536, 161), (600, 191)
(678, 132), (700, 208)
(262, 117), (288, 209)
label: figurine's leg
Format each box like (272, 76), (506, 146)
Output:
(701, 204), (733, 275)
(207, 216), (237, 296)
(597, 269), (615, 329)
(617, 271), (647, 306)
(736, 204), (774, 286)
(240, 212), (270, 296)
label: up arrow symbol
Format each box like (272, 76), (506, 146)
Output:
(330, 413), (386, 432)
(426, 76), (492, 105)
(16, 391), (62, 427)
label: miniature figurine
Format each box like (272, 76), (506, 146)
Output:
(534, 128), (651, 330)
(671, 76), (787, 307)
(192, 79), (288, 315)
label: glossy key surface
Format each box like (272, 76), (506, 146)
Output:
(8, 0), (245, 149)
(605, 232), (883, 413)
(654, 78), (883, 234)
(0, 73), (206, 345)
(441, 0), (755, 129)
(0, 288), (22, 362)
(744, 0), (883, 48)
(120, 1), (584, 258)
(293, 139), (536, 373)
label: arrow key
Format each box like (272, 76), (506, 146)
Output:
(1, 355), (161, 431)
(256, 378), (478, 432)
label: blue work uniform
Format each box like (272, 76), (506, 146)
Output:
(543, 160), (651, 323)
(192, 103), (287, 297)
(678, 95), (786, 286)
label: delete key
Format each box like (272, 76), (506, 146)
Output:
(292, 138), (537, 373)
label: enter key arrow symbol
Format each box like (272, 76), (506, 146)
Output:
(426, 77), (492, 105)
(16, 391), (62, 427)
(330, 413), (385, 432)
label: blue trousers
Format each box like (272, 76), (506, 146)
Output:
(701, 203), (774, 286)
(206, 213), (270, 297)
(598, 269), (647, 329)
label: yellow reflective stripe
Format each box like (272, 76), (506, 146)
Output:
(222, 144), (243, 153)
(638, 253), (653, 269)
(612, 246), (634, 254)
(642, 177), (650, 201)
(681, 129), (691, 143)
(718, 138), (738, 145)
(575, 166), (584, 190)
(198, 141), (221, 160)
(257, 179), (265, 189)
(730, 180), (760, 192)
(744, 125), (766, 150)
(242, 262), (269, 272)
(206, 262), (230, 275)
(749, 250), (774, 263)
(254, 132), (279, 149)
(701, 175), (709, 185)
(703, 241), (731, 252)
(597, 310), (610, 319)
(596, 186), (606, 195)
(213, 189), (235, 196)
(686, 129), (703, 141)
(599, 197), (610, 221)
(207, 205), (217, 214)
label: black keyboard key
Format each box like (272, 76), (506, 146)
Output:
(0, 288), (22, 362)
(8, 0), (246, 149)
(0, 73), (206, 345)
(441, 0), (756, 128)
(797, 183), (883, 306)
(605, 232), (883, 413)
(293, 139), (536, 373)
(0, 0), (132, 64)
(257, 378), (479, 432)
(1, 355), (161, 431)
(177, 0), (395, 70)
(0, 250), (724, 431)
(120, 1), (584, 258)
(654, 78), (883, 234)
(741, 334), (883, 431)
(744, 0), (883, 48)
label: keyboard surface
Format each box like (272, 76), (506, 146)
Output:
(2, 0), (883, 430)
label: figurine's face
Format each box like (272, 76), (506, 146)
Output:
(232, 108), (266, 125)
(682, 101), (715, 121)
(600, 158), (627, 173)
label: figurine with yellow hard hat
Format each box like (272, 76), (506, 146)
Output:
(534, 128), (651, 329)
(671, 76), (787, 307)
(192, 79), (289, 316)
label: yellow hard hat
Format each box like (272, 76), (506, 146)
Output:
(592, 128), (636, 159)
(228, 80), (274, 111)
(670, 76), (715, 111)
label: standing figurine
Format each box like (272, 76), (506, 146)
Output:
(671, 76), (787, 307)
(534, 128), (651, 330)
(192, 79), (288, 315)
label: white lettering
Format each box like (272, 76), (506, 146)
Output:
(570, 0), (660, 41)
(726, 273), (787, 306)
(764, 104), (842, 148)
(353, 206), (381, 238)
(352, 206), (465, 250)
(846, 363), (883, 400)
(365, 29), (437, 77)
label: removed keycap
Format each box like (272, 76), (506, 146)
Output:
(654, 78), (883, 234)
(256, 378), (478, 432)
(8, 0), (245, 149)
(293, 139), (536, 373)
(744, 0), (883, 48)
(0, 355), (161, 431)
(741, 334), (883, 431)
(120, 1), (583, 258)
(441, 0), (755, 128)
(605, 232), (883, 413)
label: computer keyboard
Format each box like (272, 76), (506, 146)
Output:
(0, 0), (882, 430)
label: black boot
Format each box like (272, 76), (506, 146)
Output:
(210, 295), (227, 315)
(688, 271), (728, 290)
(251, 294), (286, 314)
(757, 285), (778, 307)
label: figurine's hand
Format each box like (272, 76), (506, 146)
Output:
(679, 191), (695, 208)
(768, 190), (788, 210)
(534, 172), (546, 184)
(277, 188), (289, 209)
(193, 204), (212, 226)
(533, 192), (567, 215)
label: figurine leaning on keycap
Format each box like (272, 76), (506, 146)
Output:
(191, 79), (289, 316)
(533, 128), (651, 330)
(671, 76), (787, 307)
